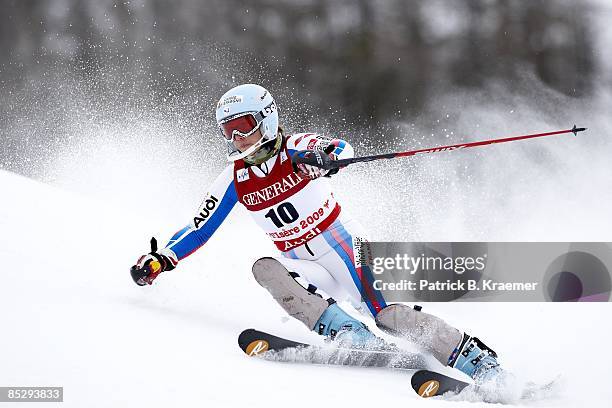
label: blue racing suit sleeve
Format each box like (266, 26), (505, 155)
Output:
(163, 165), (237, 261)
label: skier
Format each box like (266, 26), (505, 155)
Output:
(130, 84), (502, 385)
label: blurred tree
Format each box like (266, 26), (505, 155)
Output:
(0, 0), (599, 177)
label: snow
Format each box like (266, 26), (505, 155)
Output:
(1, 167), (611, 407)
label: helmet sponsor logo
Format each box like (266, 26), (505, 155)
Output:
(246, 340), (269, 356)
(217, 95), (243, 109)
(418, 380), (440, 397)
(194, 195), (219, 228)
(261, 101), (276, 117)
(260, 90), (268, 100)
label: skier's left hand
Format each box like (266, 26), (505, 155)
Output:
(292, 148), (337, 180)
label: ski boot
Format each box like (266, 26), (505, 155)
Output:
(448, 334), (503, 384)
(449, 334), (524, 402)
(315, 303), (379, 348)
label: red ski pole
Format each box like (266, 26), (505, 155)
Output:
(326, 125), (586, 169)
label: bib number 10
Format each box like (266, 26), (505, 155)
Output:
(265, 202), (299, 228)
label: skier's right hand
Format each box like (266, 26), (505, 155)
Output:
(130, 237), (177, 286)
(291, 149), (334, 180)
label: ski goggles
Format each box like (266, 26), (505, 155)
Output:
(218, 112), (261, 141)
(218, 101), (276, 141)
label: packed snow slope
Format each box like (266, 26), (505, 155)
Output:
(1, 168), (611, 408)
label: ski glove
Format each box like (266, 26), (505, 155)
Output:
(130, 237), (177, 286)
(291, 145), (339, 180)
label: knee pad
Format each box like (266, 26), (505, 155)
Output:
(252, 257), (331, 330)
(375, 304), (463, 365)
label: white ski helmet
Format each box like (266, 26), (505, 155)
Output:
(215, 84), (280, 163)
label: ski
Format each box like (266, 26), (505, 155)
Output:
(240, 330), (558, 402)
(411, 369), (561, 402)
(238, 328), (427, 370)
(411, 370), (470, 398)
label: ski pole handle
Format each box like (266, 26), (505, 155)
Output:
(291, 150), (335, 172)
(150, 237), (158, 253)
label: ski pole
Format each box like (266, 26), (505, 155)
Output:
(294, 125), (586, 171)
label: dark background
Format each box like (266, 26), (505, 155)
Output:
(0, 0), (606, 180)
